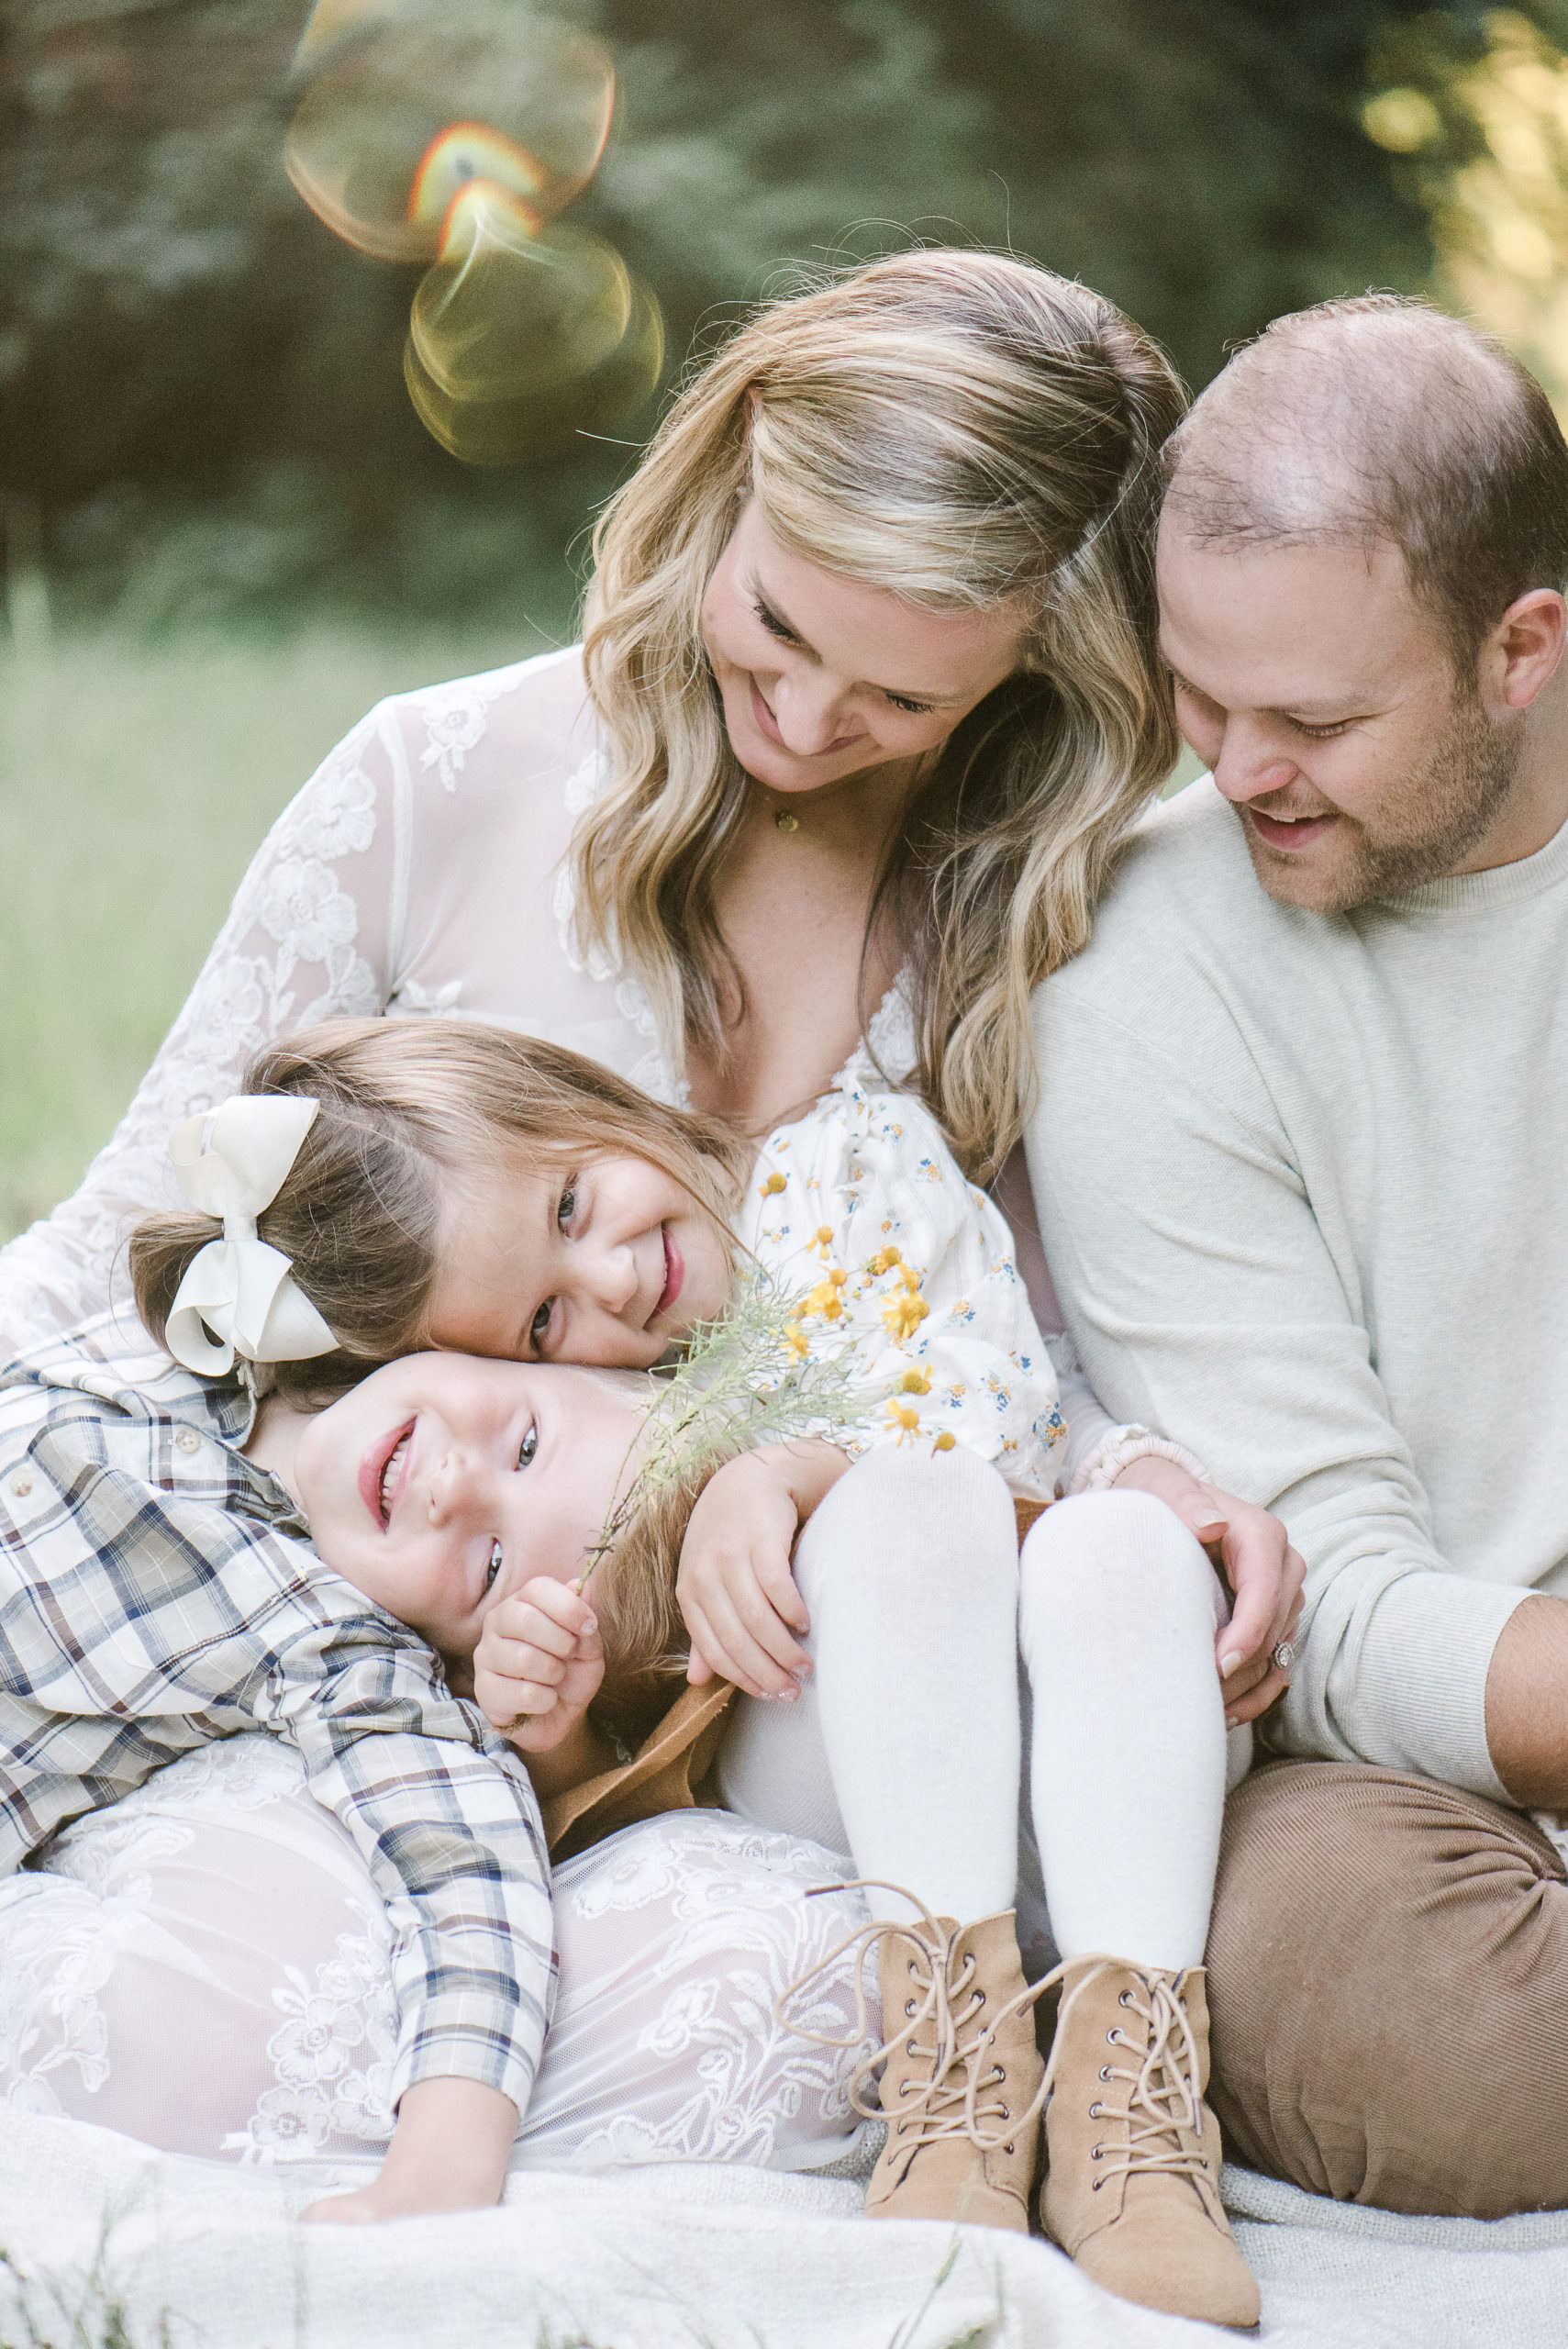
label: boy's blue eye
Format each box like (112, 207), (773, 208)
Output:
(485, 1540), (503, 1591)
(517, 1425), (538, 1469)
(529, 1300), (553, 1347)
(558, 1183), (577, 1227)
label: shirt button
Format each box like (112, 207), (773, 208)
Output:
(174, 1427), (202, 1454)
(8, 1470), (32, 1497)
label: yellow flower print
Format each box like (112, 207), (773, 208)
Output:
(867, 1245), (903, 1275)
(810, 1224), (836, 1260)
(932, 1431), (956, 1453)
(760, 1170), (787, 1197)
(884, 1398), (922, 1442)
(895, 1367), (932, 1395)
(799, 1278), (845, 1325)
(881, 1290), (930, 1343)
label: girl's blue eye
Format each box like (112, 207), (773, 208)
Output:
(485, 1540), (503, 1591)
(558, 1183), (577, 1228)
(529, 1299), (553, 1347)
(517, 1425), (538, 1469)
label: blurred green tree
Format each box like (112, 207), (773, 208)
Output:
(0, 0), (1529, 623)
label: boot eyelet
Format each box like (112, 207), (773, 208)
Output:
(906, 2041), (918, 2057)
(1092, 2177), (1104, 2192)
(989, 2065), (1005, 2087)
(1090, 2144), (1103, 2161)
(1098, 2065), (1111, 2082)
(1118, 1989), (1133, 2007)
(997, 2104), (1009, 2121)
(905, 2000), (917, 2019)
(1005, 2142), (1016, 2155)
(1088, 2102), (1103, 2119)
(1106, 2029), (1121, 2045)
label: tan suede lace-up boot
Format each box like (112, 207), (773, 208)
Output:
(1040, 1955), (1260, 2330)
(778, 1889), (1046, 2231)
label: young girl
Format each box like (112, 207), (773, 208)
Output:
(134, 1016), (1298, 2329)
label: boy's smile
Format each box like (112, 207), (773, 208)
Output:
(261, 1353), (650, 1660)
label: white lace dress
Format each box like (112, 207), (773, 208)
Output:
(0, 1736), (876, 2172)
(0, 646), (888, 2173)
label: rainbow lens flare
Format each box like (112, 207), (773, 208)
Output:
(284, 1), (662, 460)
(285, 5), (614, 262)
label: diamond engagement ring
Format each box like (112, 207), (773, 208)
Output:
(1271, 1640), (1295, 1674)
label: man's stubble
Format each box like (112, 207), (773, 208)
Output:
(1241, 692), (1526, 914)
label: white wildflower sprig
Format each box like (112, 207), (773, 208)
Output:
(573, 1266), (873, 1594)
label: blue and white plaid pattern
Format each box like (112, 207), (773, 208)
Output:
(0, 1313), (553, 2112)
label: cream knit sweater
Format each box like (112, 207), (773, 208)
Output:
(1028, 777), (1568, 1798)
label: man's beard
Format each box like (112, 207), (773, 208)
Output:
(1241, 693), (1525, 913)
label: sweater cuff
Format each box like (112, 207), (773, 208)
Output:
(1324, 1571), (1536, 1800)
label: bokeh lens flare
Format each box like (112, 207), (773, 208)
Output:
(286, 0), (659, 460)
(413, 211), (634, 401)
(284, 11), (614, 262)
(405, 278), (664, 462)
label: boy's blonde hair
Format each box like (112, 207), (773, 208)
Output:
(129, 1017), (751, 1396)
(576, 246), (1185, 1180)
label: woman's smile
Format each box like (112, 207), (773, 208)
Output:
(748, 674), (862, 759)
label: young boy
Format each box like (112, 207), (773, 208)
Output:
(0, 1311), (639, 2222)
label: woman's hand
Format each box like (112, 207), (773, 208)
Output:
(1110, 1454), (1306, 1727)
(302, 2078), (516, 2224)
(677, 1442), (849, 1698)
(473, 1578), (604, 1753)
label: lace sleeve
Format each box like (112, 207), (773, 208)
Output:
(0, 709), (402, 1353)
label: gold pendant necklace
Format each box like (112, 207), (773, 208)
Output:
(773, 808), (800, 834)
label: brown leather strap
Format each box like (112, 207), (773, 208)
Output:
(542, 1680), (736, 1862)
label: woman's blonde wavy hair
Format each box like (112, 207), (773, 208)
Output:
(575, 247), (1185, 1180)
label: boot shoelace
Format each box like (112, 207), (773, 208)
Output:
(1077, 1968), (1209, 2192)
(775, 1884), (1209, 2179)
(774, 1879), (1048, 2160)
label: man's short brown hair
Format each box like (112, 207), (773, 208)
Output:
(1162, 295), (1568, 672)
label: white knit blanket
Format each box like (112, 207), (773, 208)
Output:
(5, 2116), (1566, 2347)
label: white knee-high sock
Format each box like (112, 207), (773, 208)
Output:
(718, 1445), (1022, 1928)
(1020, 1489), (1228, 1972)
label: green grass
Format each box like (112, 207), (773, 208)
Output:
(0, 622), (550, 1241)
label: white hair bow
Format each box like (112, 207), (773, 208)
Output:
(163, 1096), (338, 1376)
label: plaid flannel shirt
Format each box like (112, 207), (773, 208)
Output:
(0, 1312), (553, 2114)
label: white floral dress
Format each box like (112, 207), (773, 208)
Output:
(743, 1074), (1067, 1500)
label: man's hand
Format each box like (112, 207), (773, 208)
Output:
(473, 1578), (604, 1753)
(677, 1442), (849, 1698)
(1111, 1453), (1306, 1726)
(301, 2078), (516, 2224)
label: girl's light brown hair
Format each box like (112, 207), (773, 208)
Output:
(575, 245), (1185, 1180)
(129, 1017), (750, 1395)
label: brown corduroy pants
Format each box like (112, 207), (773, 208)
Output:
(1206, 1759), (1568, 2218)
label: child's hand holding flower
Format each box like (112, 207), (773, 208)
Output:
(474, 1579), (604, 1753)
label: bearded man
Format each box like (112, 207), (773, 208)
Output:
(1028, 294), (1568, 2217)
